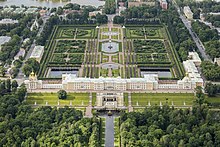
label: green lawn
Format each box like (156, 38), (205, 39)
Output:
(27, 93), (90, 106)
(131, 93), (195, 106)
(124, 93), (128, 106)
(206, 95), (220, 104)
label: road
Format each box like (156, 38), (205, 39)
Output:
(172, 0), (212, 62)
(105, 116), (114, 147)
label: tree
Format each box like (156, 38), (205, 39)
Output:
(57, 90), (67, 100)
(195, 86), (205, 107)
(15, 84), (27, 102)
(22, 64), (32, 77)
(5, 79), (11, 92)
(96, 14), (108, 24)
(11, 80), (18, 92)
(113, 16), (125, 24)
(205, 82), (217, 97)
(0, 66), (6, 77)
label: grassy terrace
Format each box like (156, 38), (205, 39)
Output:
(131, 93), (195, 106)
(27, 93), (90, 106)
(131, 93), (220, 107)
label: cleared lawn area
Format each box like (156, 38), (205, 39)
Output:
(206, 95), (220, 104)
(27, 93), (89, 106)
(131, 93), (195, 106)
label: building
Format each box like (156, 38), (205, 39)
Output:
(24, 53), (203, 91)
(3, 8), (14, 13)
(25, 8), (38, 14)
(0, 19), (19, 25)
(188, 52), (202, 66)
(14, 8), (26, 14)
(0, 36), (11, 50)
(214, 58), (220, 66)
(160, 0), (168, 10)
(39, 9), (48, 17)
(95, 92), (126, 110)
(128, 0), (155, 8)
(89, 10), (102, 17)
(181, 60), (203, 88)
(30, 46), (44, 62)
(183, 6), (193, 20)
(62, 74), (159, 91)
(24, 72), (43, 90)
(30, 20), (39, 31)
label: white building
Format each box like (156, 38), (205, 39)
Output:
(89, 11), (102, 17)
(214, 58), (220, 66)
(14, 8), (26, 14)
(30, 46), (44, 62)
(0, 19), (19, 25)
(25, 8), (38, 14)
(3, 8), (14, 13)
(182, 60), (203, 87)
(183, 6), (193, 20)
(0, 36), (11, 50)
(188, 52), (202, 66)
(62, 74), (159, 91)
(30, 20), (39, 31)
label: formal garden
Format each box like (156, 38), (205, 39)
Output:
(56, 26), (97, 39)
(124, 25), (184, 79)
(38, 25), (97, 79)
(125, 26), (163, 39)
(54, 40), (86, 53)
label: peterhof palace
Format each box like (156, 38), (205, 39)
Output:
(24, 52), (203, 92)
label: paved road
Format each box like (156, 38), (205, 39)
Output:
(105, 116), (114, 147)
(172, 0), (212, 62)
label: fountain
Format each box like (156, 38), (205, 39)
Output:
(101, 40), (119, 53)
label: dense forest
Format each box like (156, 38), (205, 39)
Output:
(177, 0), (220, 13)
(120, 105), (220, 147)
(0, 79), (101, 146)
(201, 61), (220, 81)
(191, 21), (219, 60)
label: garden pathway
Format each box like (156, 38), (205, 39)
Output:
(105, 116), (114, 147)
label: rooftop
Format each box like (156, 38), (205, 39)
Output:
(184, 6), (193, 14)
(62, 74), (158, 84)
(0, 19), (19, 24)
(25, 8), (38, 14)
(30, 46), (44, 58)
(0, 36), (11, 46)
(14, 8), (26, 13)
(188, 52), (201, 62)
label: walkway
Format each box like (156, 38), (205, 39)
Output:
(105, 116), (114, 147)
